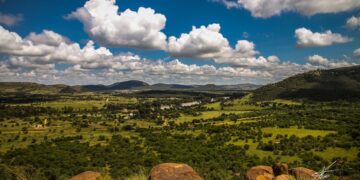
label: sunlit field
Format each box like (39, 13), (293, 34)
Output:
(1, 92), (359, 179)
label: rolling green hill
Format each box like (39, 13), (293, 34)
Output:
(253, 65), (360, 101)
(0, 82), (70, 94)
(82, 80), (150, 91)
(82, 81), (261, 92)
(0, 81), (260, 94)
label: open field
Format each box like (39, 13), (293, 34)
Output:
(229, 140), (300, 162)
(175, 110), (248, 124)
(11, 97), (138, 109)
(0, 119), (141, 152)
(314, 147), (358, 161)
(262, 127), (336, 137)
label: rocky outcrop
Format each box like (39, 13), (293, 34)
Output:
(148, 163), (202, 180)
(291, 167), (320, 180)
(71, 163), (319, 180)
(275, 174), (294, 180)
(245, 164), (319, 180)
(70, 171), (102, 180)
(245, 166), (274, 180)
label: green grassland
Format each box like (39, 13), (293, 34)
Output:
(31, 100), (106, 109)
(175, 110), (247, 124)
(224, 96), (263, 111)
(0, 119), (142, 152)
(228, 140), (300, 162)
(228, 127), (340, 162)
(1, 94), (356, 160)
(204, 102), (222, 110)
(271, 99), (302, 105)
(13, 96), (137, 109)
(313, 147), (358, 161)
(261, 127), (336, 137)
(0, 93), (359, 179)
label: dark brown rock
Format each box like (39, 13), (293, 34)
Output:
(290, 167), (320, 180)
(272, 163), (289, 176)
(148, 163), (202, 180)
(70, 171), (102, 180)
(245, 165), (275, 180)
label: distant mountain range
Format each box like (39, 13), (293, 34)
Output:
(252, 65), (360, 101)
(82, 80), (150, 91)
(82, 80), (261, 92)
(0, 80), (261, 94)
(2, 65), (360, 100)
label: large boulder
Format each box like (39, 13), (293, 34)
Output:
(290, 167), (320, 180)
(148, 163), (202, 180)
(245, 166), (274, 180)
(70, 171), (102, 180)
(272, 163), (289, 176)
(275, 174), (295, 180)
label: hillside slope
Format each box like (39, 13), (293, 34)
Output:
(82, 80), (149, 91)
(82, 81), (261, 92)
(252, 65), (360, 101)
(0, 82), (70, 94)
(0, 81), (261, 94)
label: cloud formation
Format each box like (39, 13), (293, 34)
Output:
(26, 30), (71, 46)
(307, 54), (356, 68)
(166, 23), (278, 68)
(346, 16), (360, 29)
(168, 24), (231, 59)
(0, 6), (358, 86)
(0, 25), (277, 85)
(0, 12), (23, 26)
(0, 25), (330, 85)
(213, 40), (277, 67)
(295, 28), (352, 47)
(354, 48), (360, 57)
(0, 26), (52, 56)
(0, 26), (112, 67)
(214, 0), (360, 18)
(67, 0), (167, 50)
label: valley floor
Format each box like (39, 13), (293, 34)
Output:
(0, 93), (359, 179)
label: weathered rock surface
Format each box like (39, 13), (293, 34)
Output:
(148, 163), (202, 180)
(70, 171), (102, 180)
(291, 167), (320, 180)
(245, 165), (275, 180)
(245, 164), (320, 180)
(275, 174), (294, 180)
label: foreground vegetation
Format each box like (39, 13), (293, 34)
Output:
(0, 91), (359, 179)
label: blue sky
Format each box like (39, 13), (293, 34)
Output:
(0, 0), (359, 85)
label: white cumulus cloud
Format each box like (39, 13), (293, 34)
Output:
(67, 0), (167, 50)
(0, 12), (23, 26)
(0, 24), (358, 85)
(0, 26), (53, 56)
(346, 16), (360, 29)
(167, 24), (231, 59)
(0, 25), (275, 84)
(167, 24), (274, 68)
(26, 30), (71, 46)
(354, 48), (360, 57)
(0, 25), (112, 67)
(214, 0), (360, 18)
(295, 28), (352, 47)
(213, 40), (278, 67)
(307, 54), (356, 68)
